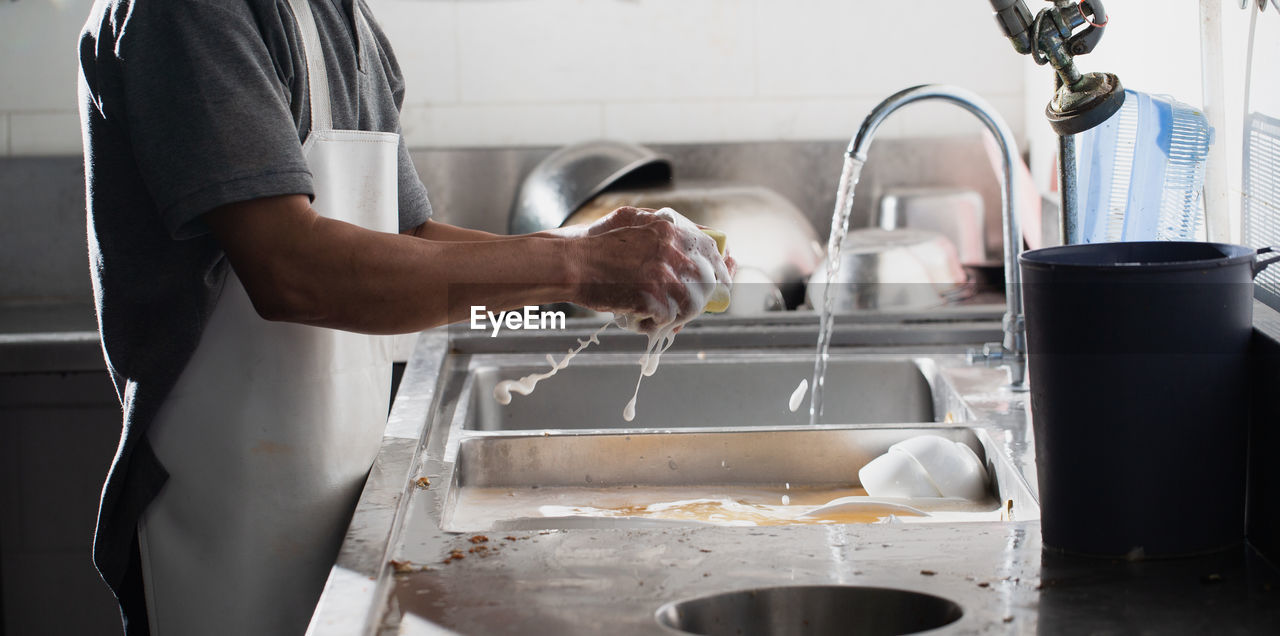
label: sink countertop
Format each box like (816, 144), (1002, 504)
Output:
(310, 322), (1280, 635)
(376, 521), (1278, 635)
(0, 298), (1005, 374)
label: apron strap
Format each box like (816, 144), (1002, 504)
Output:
(286, 0), (333, 133)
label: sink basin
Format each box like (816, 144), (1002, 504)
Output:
(466, 354), (937, 431)
(438, 348), (1036, 532)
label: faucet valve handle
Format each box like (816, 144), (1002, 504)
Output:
(968, 341), (1029, 391)
(967, 342), (1006, 365)
(1064, 0), (1109, 56)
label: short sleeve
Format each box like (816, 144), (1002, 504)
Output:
(396, 133), (431, 231)
(115, 0), (314, 239)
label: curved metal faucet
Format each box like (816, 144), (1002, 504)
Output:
(847, 84), (1027, 390)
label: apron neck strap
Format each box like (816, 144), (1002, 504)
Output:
(286, 0), (333, 133)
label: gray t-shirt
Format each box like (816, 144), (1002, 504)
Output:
(78, 0), (431, 609)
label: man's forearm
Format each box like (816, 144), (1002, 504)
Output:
(209, 196), (580, 334)
(313, 224), (578, 333)
(404, 220), (502, 242)
(404, 219), (572, 242)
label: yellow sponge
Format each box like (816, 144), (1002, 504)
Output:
(701, 228), (731, 313)
(702, 227), (727, 254)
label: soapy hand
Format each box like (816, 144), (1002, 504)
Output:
(574, 207), (732, 334)
(588, 208), (737, 294)
(584, 206), (665, 236)
(549, 206), (664, 239)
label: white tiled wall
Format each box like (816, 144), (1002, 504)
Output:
(0, 0), (86, 156)
(382, 0), (1028, 148)
(0, 0), (1028, 156)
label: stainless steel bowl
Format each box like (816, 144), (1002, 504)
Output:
(877, 187), (989, 265)
(567, 183), (824, 309)
(508, 140), (672, 235)
(806, 228), (971, 311)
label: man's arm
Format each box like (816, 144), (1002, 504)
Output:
(205, 195), (701, 335)
(401, 219), (591, 242)
(400, 205), (671, 242)
(401, 220), (503, 241)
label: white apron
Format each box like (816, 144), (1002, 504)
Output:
(138, 1), (399, 633)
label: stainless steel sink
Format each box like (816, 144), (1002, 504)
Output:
(436, 345), (1037, 533)
(310, 315), (1049, 635)
(466, 354), (937, 431)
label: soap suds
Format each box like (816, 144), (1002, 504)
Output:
(788, 379), (809, 412)
(493, 322), (610, 405)
(616, 208), (729, 421)
(494, 207), (731, 423)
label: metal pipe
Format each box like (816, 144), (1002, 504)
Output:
(1059, 133), (1079, 244)
(847, 85), (1027, 389)
(1054, 72), (1080, 246)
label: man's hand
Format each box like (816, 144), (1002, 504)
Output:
(581, 206), (664, 236)
(546, 206), (665, 239)
(570, 209), (733, 332)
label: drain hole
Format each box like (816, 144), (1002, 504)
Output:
(655, 585), (963, 636)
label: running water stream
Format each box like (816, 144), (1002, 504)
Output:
(807, 155), (865, 425)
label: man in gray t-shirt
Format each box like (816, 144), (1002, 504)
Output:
(80, 1), (725, 633)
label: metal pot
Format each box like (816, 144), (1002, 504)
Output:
(1020, 241), (1280, 557)
(568, 184), (823, 310)
(805, 228), (971, 311)
(508, 140), (672, 235)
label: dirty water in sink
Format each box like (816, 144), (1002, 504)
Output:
(448, 484), (1002, 530)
